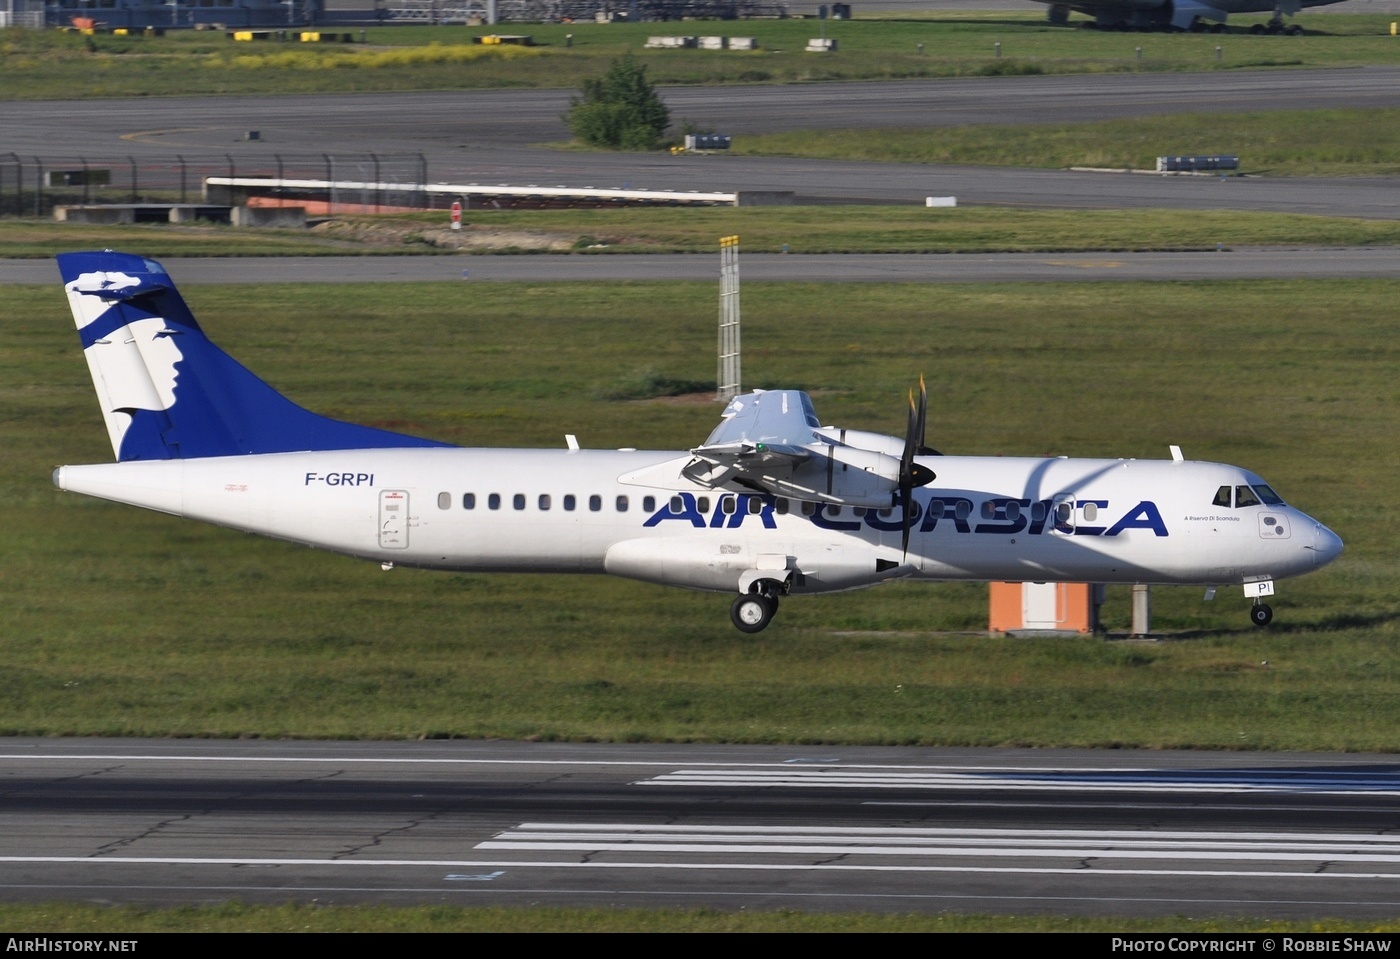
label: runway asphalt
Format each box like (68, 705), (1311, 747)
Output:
(7, 68), (1400, 215)
(4, 738), (1400, 918)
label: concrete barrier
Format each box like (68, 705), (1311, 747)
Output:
(736, 191), (796, 206)
(55, 204), (232, 224)
(231, 205), (307, 228)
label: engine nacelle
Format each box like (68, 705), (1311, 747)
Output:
(604, 536), (914, 595)
(813, 426), (906, 458)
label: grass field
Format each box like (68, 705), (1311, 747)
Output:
(7, 206), (1400, 257)
(3, 278), (1394, 749)
(2, 902), (1397, 932)
(735, 106), (1400, 176)
(3, 15), (1399, 100)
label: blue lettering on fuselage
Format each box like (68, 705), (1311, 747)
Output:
(1076, 499), (1109, 536)
(1104, 500), (1169, 537)
(644, 493), (777, 529)
(641, 494), (1168, 537)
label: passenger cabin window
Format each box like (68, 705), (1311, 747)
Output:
(1213, 486), (1232, 508)
(671, 496), (684, 512)
(488, 493), (501, 510)
(776, 499), (789, 515)
(748, 497), (762, 514)
(1082, 502), (1097, 522)
(589, 495), (602, 512)
(463, 493), (476, 510)
(539, 494), (551, 511)
(437, 492), (450, 510)
(513, 493), (526, 510)
(723, 497), (737, 515)
(1235, 485), (1261, 508)
(616, 495), (629, 512)
(697, 497), (710, 513)
(564, 495), (576, 511)
(643, 496), (655, 512)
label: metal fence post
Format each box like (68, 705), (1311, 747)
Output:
(371, 152), (381, 213)
(3, 153), (18, 216)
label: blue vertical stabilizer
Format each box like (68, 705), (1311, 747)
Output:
(57, 251), (454, 461)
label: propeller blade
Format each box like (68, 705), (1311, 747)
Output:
(914, 375), (928, 457)
(899, 376), (936, 559)
(901, 482), (913, 557)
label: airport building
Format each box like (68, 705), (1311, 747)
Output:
(20, 0), (786, 28)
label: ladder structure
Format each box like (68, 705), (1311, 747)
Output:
(717, 234), (741, 402)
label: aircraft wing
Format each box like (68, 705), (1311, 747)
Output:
(699, 390), (824, 449)
(683, 390), (819, 488)
(679, 390), (907, 507)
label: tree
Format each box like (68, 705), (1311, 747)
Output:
(566, 55), (670, 151)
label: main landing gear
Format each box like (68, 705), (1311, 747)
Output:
(1250, 11), (1303, 34)
(730, 581), (784, 633)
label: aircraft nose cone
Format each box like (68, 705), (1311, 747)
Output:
(1310, 523), (1344, 567)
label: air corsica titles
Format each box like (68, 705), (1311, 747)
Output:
(642, 492), (1169, 537)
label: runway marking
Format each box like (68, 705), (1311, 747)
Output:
(1039, 259), (1125, 269)
(445, 871), (505, 881)
(634, 768), (1400, 795)
(119, 128), (217, 143)
(4, 855), (1400, 881)
(5, 753), (1398, 784)
(476, 823), (1400, 867)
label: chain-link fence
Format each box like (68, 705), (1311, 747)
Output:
(0, 152), (431, 217)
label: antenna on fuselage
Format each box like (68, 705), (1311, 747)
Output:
(717, 234), (741, 402)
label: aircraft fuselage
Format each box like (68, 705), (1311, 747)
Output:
(55, 448), (1341, 597)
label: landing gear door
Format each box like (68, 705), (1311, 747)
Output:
(379, 489), (409, 549)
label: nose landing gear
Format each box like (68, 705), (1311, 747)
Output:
(1250, 601), (1273, 627)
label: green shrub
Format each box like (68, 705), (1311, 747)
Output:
(566, 54), (670, 150)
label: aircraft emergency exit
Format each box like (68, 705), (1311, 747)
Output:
(53, 251), (1342, 633)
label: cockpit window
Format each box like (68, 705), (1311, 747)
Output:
(1213, 485), (1232, 507)
(1235, 485), (1261, 508)
(1253, 484), (1285, 506)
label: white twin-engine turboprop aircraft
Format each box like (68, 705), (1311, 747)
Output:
(54, 251), (1342, 633)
